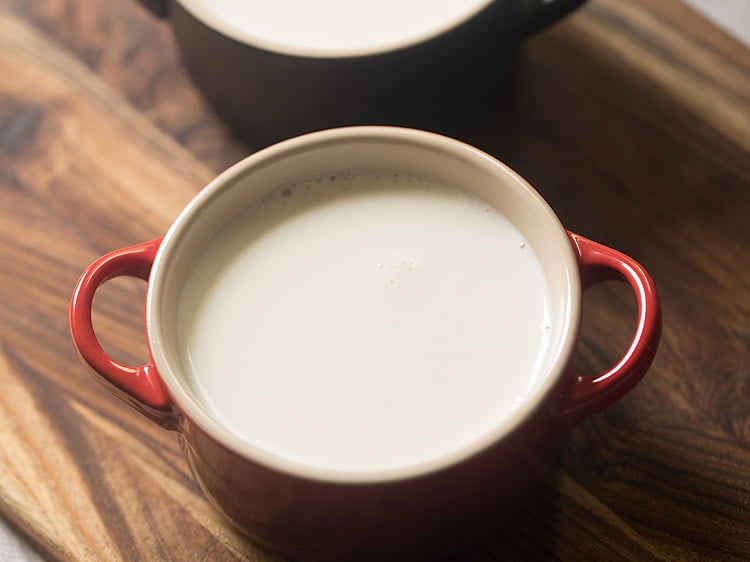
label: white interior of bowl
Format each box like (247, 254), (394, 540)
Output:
(148, 126), (580, 483)
(176, 0), (494, 57)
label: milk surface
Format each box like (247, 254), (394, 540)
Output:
(192, 0), (488, 54)
(179, 171), (552, 471)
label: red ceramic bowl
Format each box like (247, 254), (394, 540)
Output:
(70, 127), (660, 560)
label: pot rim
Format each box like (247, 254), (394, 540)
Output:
(147, 126), (581, 483)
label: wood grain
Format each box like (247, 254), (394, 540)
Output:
(5, 0), (248, 172)
(0, 0), (749, 560)
(0, 11), (269, 562)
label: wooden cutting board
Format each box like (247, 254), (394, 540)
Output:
(0, 12), (278, 561)
(1, 1), (749, 560)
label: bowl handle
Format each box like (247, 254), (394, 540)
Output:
(135, 0), (169, 18)
(69, 238), (176, 428)
(510, 0), (589, 39)
(552, 232), (661, 429)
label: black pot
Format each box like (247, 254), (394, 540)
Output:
(138, 0), (587, 145)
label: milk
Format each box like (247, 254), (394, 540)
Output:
(191, 0), (489, 54)
(178, 170), (552, 471)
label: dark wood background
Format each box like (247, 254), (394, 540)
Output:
(0, 0), (748, 560)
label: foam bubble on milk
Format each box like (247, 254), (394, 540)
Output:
(178, 170), (552, 472)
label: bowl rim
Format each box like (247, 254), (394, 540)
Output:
(147, 126), (581, 483)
